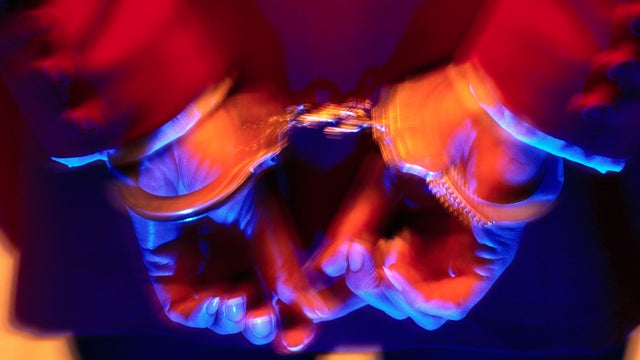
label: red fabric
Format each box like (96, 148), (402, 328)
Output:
(463, 0), (639, 159)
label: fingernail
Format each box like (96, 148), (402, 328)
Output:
(224, 297), (245, 323)
(320, 243), (349, 277)
(348, 243), (364, 272)
(299, 292), (329, 320)
(321, 258), (347, 277)
(205, 297), (219, 316)
(313, 300), (330, 319)
(300, 302), (320, 320)
(249, 314), (275, 339)
(281, 325), (316, 353)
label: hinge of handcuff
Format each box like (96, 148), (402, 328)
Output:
(285, 100), (374, 137)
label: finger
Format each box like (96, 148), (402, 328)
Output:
(383, 258), (495, 323)
(381, 267), (448, 329)
(165, 295), (219, 329)
(252, 193), (361, 323)
(379, 234), (468, 325)
(210, 294), (247, 335)
(472, 223), (523, 250)
(316, 241), (350, 278)
(252, 182), (330, 321)
(308, 277), (367, 322)
(312, 153), (399, 277)
(139, 230), (210, 278)
(239, 261), (279, 345)
(472, 223), (522, 274)
(150, 280), (220, 329)
(274, 300), (316, 354)
(145, 228), (257, 336)
(345, 241), (407, 320)
(242, 304), (278, 345)
(140, 248), (178, 277)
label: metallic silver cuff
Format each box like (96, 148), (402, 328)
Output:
(51, 77), (235, 168)
(114, 101), (374, 222)
(426, 156), (563, 227)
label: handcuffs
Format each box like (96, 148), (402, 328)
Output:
(53, 63), (565, 227)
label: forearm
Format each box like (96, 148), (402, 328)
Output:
(457, 0), (639, 169)
(0, 0), (287, 159)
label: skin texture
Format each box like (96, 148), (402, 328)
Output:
(0, 0), (286, 157)
(311, 152), (525, 329)
(6, 0), (629, 353)
(128, 88), (336, 351)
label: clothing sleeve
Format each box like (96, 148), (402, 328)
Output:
(457, 0), (640, 168)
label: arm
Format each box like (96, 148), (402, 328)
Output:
(457, 0), (640, 169)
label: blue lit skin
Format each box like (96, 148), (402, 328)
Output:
(126, 92), (332, 352)
(475, 90), (626, 174)
(128, 183), (279, 344)
(310, 153), (525, 330)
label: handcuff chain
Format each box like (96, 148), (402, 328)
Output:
(285, 101), (375, 137)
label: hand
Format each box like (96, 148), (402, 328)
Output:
(313, 62), (564, 327)
(373, 63), (553, 206)
(308, 152), (406, 321)
(0, 0), (236, 157)
(126, 88), (331, 351)
(312, 152), (524, 329)
(379, 175), (524, 328)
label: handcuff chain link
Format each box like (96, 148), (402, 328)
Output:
(284, 100), (376, 137)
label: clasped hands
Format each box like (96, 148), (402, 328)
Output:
(126, 65), (561, 352)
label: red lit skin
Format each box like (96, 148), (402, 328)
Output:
(2, 0), (633, 158)
(0, 0), (285, 157)
(0, 0), (500, 342)
(307, 54), (555, 328)
(2, 0), (636, 351)
(371, 63), (550, 203)
(312, 153), (524, 329)
(128, 89), (319, 350)
(306, 0), (640, 323)
(0, 0), (296, 350)
(463, 0), (640, 159)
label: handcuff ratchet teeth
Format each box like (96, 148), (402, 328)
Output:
(115, 93), (562, 227)
(59, 69), (561, 226)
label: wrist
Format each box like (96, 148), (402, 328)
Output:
(451, 60), (626, 174)
(51, 76), (235, 168)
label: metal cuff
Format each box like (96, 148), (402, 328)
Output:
(426, 156), (563, 227)
(114, 100), (375, 222)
